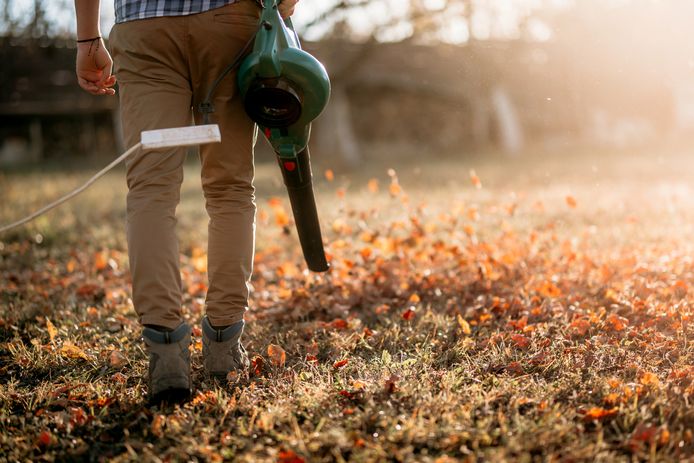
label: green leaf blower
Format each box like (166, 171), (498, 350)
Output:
(202, 0), (330, 272)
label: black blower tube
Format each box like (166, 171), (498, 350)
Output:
(277, 147), (330, 272)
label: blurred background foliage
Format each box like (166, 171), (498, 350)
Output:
(1, 0), (693, 166)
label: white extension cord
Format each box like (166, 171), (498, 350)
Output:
(0, 124), (221, 235)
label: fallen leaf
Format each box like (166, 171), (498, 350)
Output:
(277, 449), (305, 463)
(151, 414), (165, 437)
(385, 374), (400, 394)
(46, 318), (58, 342)
(109, 350), (127, 368)
(566, 195), (577, 208)
(94, 251), (108, 271)
(60, 343), (90, 361)
(582, 407), (618, 421)
(511, 334), (530, 349)
(324, 169), (334, 181)
(469, 169), (482, 189)
(640, 372), (660, 387)
(70, 407), (88, 427)
(367, 178), (379, 193)
(457, 314), (471, 335)
(36, 430), (52, 447)
(401, 307), (416, 321)
(268, 344), (286, 367)
(251, 356), (264, 376)
(333, 359), (348, 369)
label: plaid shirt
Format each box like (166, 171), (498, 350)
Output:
(114, 0), (240, 23)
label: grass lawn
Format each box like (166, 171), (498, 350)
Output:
(1, 143), (693, 462)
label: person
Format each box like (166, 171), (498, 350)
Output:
(74, 0), (298, 404)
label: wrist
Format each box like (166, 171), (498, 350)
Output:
(77, 35), (101, 43)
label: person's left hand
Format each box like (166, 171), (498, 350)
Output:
(278, 0), (298, 19)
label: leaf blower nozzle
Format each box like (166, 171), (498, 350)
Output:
(237, 0), (331, 272)
(244, 78), (303, 128)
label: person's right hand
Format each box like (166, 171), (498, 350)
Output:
(75, 38), (117, 96)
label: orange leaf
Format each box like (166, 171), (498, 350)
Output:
(606, 314), (628, 332)
(511, 334), (530, 349)
(268, 197), (283, 208)
(151, 414), (165, 437)
(66, 258), (77, 273)
(367, 178), (379, 193)
(582, 407), (618, 421)
(389, 179), (401, 197)
(640, 372), (660, 387)
(469, 169), (482, 189)
(191, 247), (208, 273)
(274, 207), (290, 227)
(277, 449), (305, 463)
(94, 251), (108, 271)
(60, 342), (90, 361)
(330, 318), (348, 330)
(267, 344), (286, 367)
(333, 359), (348, 369)
(46, 318), (58, 342)
(324, 169), (334, 181)
(457, 314), (471, 335)
(570, 318), (591, 336)
(537, 281), (562, 298)
(565, 195), (577, 208)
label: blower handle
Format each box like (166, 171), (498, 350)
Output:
(278, 147), (330, 272)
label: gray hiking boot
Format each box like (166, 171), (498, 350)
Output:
(202, 316), (250, 379)
(142, 322), (192, 404)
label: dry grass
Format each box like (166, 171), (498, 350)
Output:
(1, 144), (694, 462)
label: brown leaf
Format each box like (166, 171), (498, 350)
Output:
(109, 350), (127, 368)
(385, 374), (400, 394)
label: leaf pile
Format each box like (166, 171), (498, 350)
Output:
(1, 154), (693, 461)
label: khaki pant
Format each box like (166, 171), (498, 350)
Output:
(109, 0), (260, 330)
